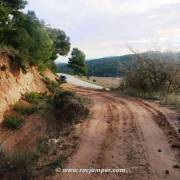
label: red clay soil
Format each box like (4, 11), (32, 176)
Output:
(54, 86), (180, 180)
(0, 115), (46, 152)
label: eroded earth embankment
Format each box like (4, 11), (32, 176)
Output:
(0, 55), (53, 122)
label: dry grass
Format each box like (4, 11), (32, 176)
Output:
(161, 94), (180, 109)
(78, 76), (122, 88)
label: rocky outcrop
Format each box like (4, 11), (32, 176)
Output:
(0, 55), (48, 122)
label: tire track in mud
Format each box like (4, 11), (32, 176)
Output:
(94, 93), (180, 180)
(118, 101), (153, 180)
(101, 95), (153, 180)
(57, 95), (110, 180)
(54, 87), (180, 180)
(57, 91), (154, 180)
(92, 102), (121, 180)
(123, 97), (180, 180)
(134, 100), (180, 172)
(136, 99), (180, 141)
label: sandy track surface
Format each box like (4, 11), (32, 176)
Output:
(54, 86), (180, 180)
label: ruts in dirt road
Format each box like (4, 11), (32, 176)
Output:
(54, 87), (180, 180)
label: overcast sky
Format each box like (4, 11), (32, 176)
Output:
(26, 0), (180, 62)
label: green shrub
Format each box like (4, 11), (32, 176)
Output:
(37, 139), (49, 154)
(52, 90), (75, 109)
(13, 105), (37, 115)
(75, 96), (91, 105)
(52, 91), (89, 123)
(0, 151), (37, 180)
(25, 92), (46, 103)
(4, 116), (25, 130)
(120, 53), (180, 95)
(161, 93), (180, 108)
(43, 77), (60, 93)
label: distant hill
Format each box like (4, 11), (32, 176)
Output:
(56, 51), (180, 77)
(86, 54), (133, 77)
(56, 54), (134, 77)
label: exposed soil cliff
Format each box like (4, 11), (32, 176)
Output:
(0, 55), (51, 122)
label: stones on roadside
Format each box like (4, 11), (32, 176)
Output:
(171, 144), (180, 149)
(173, 164), (180, 169)
(106, 120), (111, 124)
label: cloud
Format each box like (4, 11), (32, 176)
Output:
(26, 0), (180, 59)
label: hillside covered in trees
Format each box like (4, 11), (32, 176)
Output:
(56, 51), (180, 77)
(0, 0), (71, 72)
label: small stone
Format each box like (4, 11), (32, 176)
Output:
(158, 149), (162, 152)
(173, 165), (180, 169)
(165, 170), (169, 174)
(171, 144), (180, 149)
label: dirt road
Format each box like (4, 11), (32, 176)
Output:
(57, 73), (104, 89)
(55, 86), (180, 180)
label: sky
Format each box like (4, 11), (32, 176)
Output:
(26, 0), (180, 62)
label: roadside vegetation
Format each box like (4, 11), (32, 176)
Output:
(24, 92), (46, 104)
(52, 90), (89, 123)
(0, 0), (88, 74)
(1, 81), (90, 178)
(13, 104), (37, 116)
(0, 0), (72, 73)
(4, 116), (25, 130)
(0, 150), (38, 180)
(42, 76), (62, 93)
(119, 51), (180, 108)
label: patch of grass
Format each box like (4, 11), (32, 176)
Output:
(52, 90), (89, 123)
(42, 158), (64, 177)
(13, 105), (37, 116)
(25, 92), (47, 104)
(37, 139), (50, 154)
(4, 116), (25, 130)
(76, 96), (91, 105)
(43, 77), (60, 93)
(161, 93), (180, 108)
(118, 84), (165, 99)
(120, 88), (180, 108)
(0, 151), (38, 180)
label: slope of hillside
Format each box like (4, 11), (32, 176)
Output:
(0, 55), (55, 122)
(56, 51), (180, 77)
(87, 55), (133, 77)
(56, 54), (133, 77)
